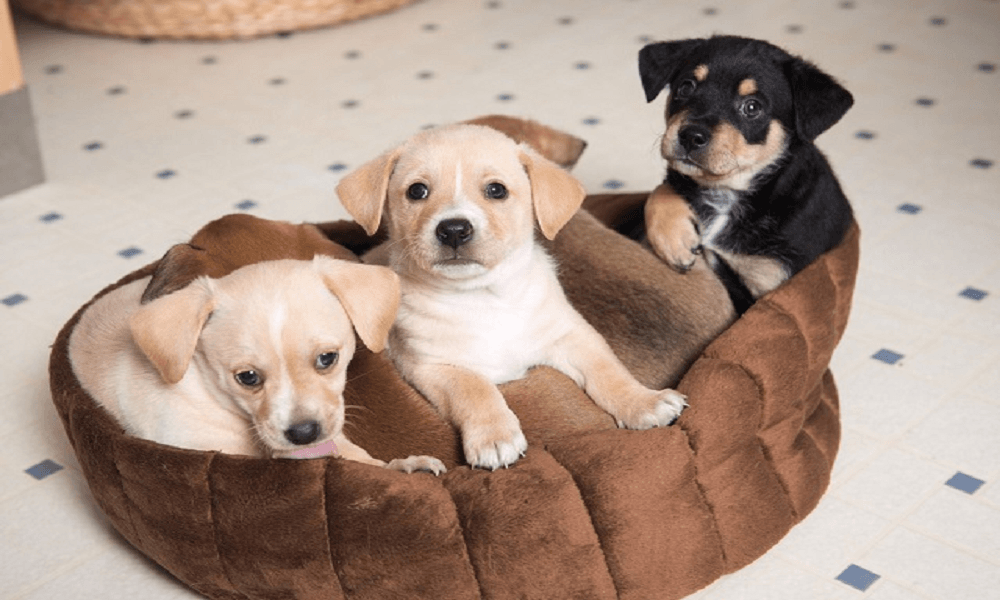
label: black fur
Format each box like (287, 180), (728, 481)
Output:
(639, 35), (854, 312)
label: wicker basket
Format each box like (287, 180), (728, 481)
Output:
(13, 0), (421, 40)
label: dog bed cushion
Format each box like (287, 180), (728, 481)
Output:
(49, 202), (859, 600)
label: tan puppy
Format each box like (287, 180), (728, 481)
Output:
(337, 124), (687, 470)
(69, 256), (445, 474)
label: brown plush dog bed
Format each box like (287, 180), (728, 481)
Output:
(49, 199), (858, 599)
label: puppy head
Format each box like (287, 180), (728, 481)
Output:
(639, 35), (853, 190)
(337, 124), (586, 283)
(128, 257), (400, 457)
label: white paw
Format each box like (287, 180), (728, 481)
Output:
(615, 388), (688, 430)
(386, 455), (448, 475)
(462, 409), (528, 470)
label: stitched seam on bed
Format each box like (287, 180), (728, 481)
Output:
(541, 445), (621, 600)
(108, 429), (143, 550)
(735, 351), (801, 524)
(672, 417), (730, 569)
(321, 460), (350, 600)
(205, 452), (249, 600)
(441, 479), (488, 600)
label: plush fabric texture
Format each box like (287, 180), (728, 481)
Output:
(49, 202), (858, 600)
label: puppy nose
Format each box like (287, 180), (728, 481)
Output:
(679, 125), (712, 152)
(436, 218), (474, 249)
(284, 420), (321, 446)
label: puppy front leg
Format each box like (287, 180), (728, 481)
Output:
(334, 434), (447, 475)
(645, 183), (702, 272)
(406, 363), (527, 470)
(551, 323), (687, 429)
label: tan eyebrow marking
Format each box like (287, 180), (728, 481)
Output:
(694, 64), (709, 81)
(739, 78), (758, 96)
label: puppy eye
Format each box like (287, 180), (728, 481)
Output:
(740, 98), (763, 119)
(675, 79), (697, 99)
(234, 369), (263, 388)
(406, 182), (429, 201)
(484, 182), (508, 200)
(315, 351), (339, 371)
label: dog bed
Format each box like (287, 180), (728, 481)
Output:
(49, 201), (859, 600)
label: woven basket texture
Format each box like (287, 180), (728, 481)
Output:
(13, 0), (419, 40)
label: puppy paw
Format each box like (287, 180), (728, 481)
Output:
(462, 409), (528, 470)
(648, 217), (702, 273)
(614, 388), (688, 430)
(386, 455), (448, 475)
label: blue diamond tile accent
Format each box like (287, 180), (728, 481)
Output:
(83, 141), (104, 151)
(40, 212), (63, 222)
(897, 203), (922, 214)
(970, 158), (993, 169)
(327, 163), (348, 172)
(156, 169), (177, 179)
(872, 349), (903, 365)
(916, 97), (935, 107)
(236, 199), (258, 211)
(248, 135), (267, 144)
(26, 459), (64, 480)
(837, 565), (880, 592)
(574, 61), (591, 70)
(497, 93), (515, 102)
(945, 472), (985, 494)
(878, 43), (895, 52)
(118, 247), (143, 259)
(603, 179), (625, 190)
(979, 62), (996, 73)
(855, 130), (877, 140)
(3, 293), (28, 307)
(959, 287), (988, 301)
(582, 117), (601, 126)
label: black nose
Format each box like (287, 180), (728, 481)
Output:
(678, 125), (712, 152)
(284, 420), (321, 445)
(436, 218), (474, 249)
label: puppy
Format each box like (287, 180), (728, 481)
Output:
(336, 124), (687, 470)
(639, 35), (855, 313)
(69, 255), (446, 474)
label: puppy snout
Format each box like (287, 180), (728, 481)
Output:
(284, 420), (321, 445)
(436, 218), (474, 249)
(679, 125), (712, 153)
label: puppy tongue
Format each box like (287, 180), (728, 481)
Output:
(287, 440), (338, 459)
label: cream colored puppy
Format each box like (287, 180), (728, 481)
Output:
(69, 256), (445, 474)
(337, 124), (687, 470)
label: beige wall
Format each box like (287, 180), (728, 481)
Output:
(1, 0), (24, 94)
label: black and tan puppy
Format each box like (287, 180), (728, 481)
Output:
(638, 35), (854, 314)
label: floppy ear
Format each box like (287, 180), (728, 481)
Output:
(142, 243), (215, 304)
(520, 147), (587, 240)
(130, 279), (215, 384)
(784, 56), (854, 141)
(335, 147), (401, 236)
(314, 256), (401, 353)
(639, 39), (705, 102)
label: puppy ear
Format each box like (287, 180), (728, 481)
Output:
(336, 148), (401, 236)
(784, 57), (854, 141)
(142, 243), (213, 304)
(314, 256), (401, 353)
(463, 114), (588, 169)
(130, 280), (215, 384)
(639, 39), (704, 102)
(520, 147), (587, 240)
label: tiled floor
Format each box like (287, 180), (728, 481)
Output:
(2, 0), (999, 598)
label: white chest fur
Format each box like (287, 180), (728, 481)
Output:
(700, 189), (740, 248)
(388, 244), (578, 384)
